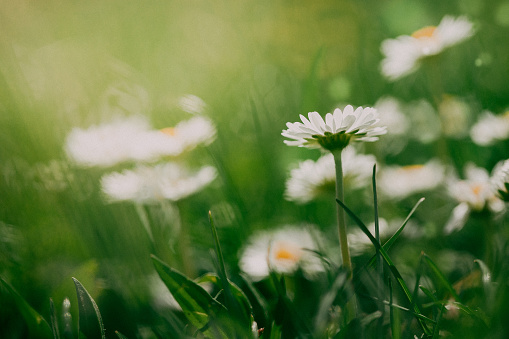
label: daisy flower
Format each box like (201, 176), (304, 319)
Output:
(65, 116), (216, 168)
(282, 105), (386, 152)
(378, 160), (446, 199)
(101, 163), (216, 203)
(160, 116), (216, 151)
(381, 16), (474, 81)
(470, 111), (509, 146)
(284, 147), (375, 203)
(239, 226), (324, 281)
(491, 159), (509, 202)
(177, 94), (207, 115)
(445, 163), (504, 233)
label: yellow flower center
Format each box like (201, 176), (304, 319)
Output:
(471, 184), (483, 196)
(402, 164), (425, 171)
(411, 26), (437, 39)
(160, 127), (177, 136)
(274, 246), (300, 262)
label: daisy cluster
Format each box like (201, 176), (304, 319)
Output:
(64, 95), (217, 203)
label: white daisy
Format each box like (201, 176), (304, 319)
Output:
(177, 94), (207, 115)
(65, 116), (216, 168)
(491, 159), (509, 201)
(381, 16), (474, 81)
(282, 105), (387, 152)
(285, 147), (376, 203)
(438, 95), (472, 139)
(101, 163), (216, 203)
(378, 160), (446, 199)
(239, 226), (324, 281)
(160, 116), (216, 151)
(445, 163), (504, 233)
(470, 111), (509, 146)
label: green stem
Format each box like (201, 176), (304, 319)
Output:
(332, 149), (357, 320)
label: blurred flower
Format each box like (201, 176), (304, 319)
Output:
(282, 105), (386, 151)
(101, 163), (216, 203)
(65, 115), (216, 168)
(438, 95), (472, 138)
(348, 218), (393, 256)
(239, 226), (324, 281)
(373, 97), (411, 155)
(445, 163), (504, 233)
(491, 159), (509, 201)
(177, 94), (207, 115)
(160, 116), (216, 151)
(381, 16), (474, 80)
(378, 160), (446, 199)
(285, 147), (375, 203)
(470, 111), (509, 146)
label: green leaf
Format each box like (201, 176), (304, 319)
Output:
(49, 298), (60, 339)
(389, 279), (401, 339)
(194, 273), (253, 329)
(335, 198), (431, 336)
(151, 255), (229, 338)
(422, 254), (460, 301)
(72, 277), (105, 339)
(115, 330), (128, 339)
(419, 285), (439, 303)
(208, 211), (252, 330)
(0, 277), (53, 338)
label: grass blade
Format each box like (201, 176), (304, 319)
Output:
(115, 330), (128, 339)
(336, 198), (431, 336)
(422, 254), (460, 301)
(49, 298), (60, 339)
(72, 277), (106, 339)
(0, 277), (53, 338)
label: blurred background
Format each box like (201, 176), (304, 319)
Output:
(1, 0), (509, 337)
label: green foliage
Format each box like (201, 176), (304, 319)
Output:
(72, 277), (106, 339)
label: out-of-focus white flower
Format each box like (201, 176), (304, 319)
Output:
(284, 147), (376, 204)
(438, 95), (472, 138)
(373, 97), (411, 155)
(65, 116), (216, 168)
(239, 226), (324, 281)
(101, 163), (216, 203)
(160, 116), (216, 151)
(491, 159), (509, 201)
(282, 105), (386, 151)
(378, 160), (446, 199)
(178, 94), (207, 115)
(381, 16), (474, 81)
(348, 218), (399, 256)
(445, 163), (504, 233)
(470, 111), (509, 146)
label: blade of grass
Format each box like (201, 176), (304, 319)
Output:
(335, 198), (431, 336)
(372, 164), (384, 339)
(72, 277), (106, 339)
(431, 305), (445, 339)
(389, 279), (401, 339)
(422, 254), (460, 301)
(49, 298), (60, 339)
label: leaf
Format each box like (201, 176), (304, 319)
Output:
(72, 277), (105, 339)
(208, 211), (252, 330)
(335, 198), (431, 336)
(419, 285), (438, 304)
(195, 273), (253, 329)
(49, 298), (60, 339)
(0, 277), (53, 338)
(389, 279), (401, 339)
(151, 255), (228, 338)
(422, 254), (460, 301)
(115, 330), (128, 339)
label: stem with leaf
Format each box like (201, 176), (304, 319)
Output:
(332, 149), (356, 319)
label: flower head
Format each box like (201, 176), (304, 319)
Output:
(381, 16), (474, 81)
(285, 147), (375, 203)
(378, 160), (446, 199)
(239, 226), (324, 281)
(282, 105), (386, 152)
(491, 159), (509, 201)
(101, 163), (216, 203)
(445, 163), (504, 233)
(470, 111), (509, 146)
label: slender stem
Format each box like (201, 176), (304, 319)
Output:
(332, 149), (357, 320)
(332, 150), (353, 275)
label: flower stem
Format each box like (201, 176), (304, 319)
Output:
(332, 149), (357, 320)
